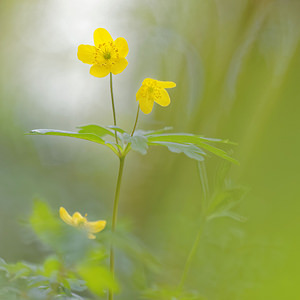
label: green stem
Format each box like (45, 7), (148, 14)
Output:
(178, 162), (209, 290)
(109, 72), (119, 146)
(109, 156), (125, 300)
(131, 105), (140, 136)
(178, 223), (204, 290)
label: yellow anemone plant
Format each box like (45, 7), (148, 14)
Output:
(59, 207), (106, 239)
(77, 28), (129, 78)
(136, 78), (176, 114)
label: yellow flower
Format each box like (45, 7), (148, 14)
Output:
(136, 78), (176, 114)
(59, 207), (106, 239)
(77, 28), (129, 78)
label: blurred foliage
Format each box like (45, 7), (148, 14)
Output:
(0, 200), (117, 299)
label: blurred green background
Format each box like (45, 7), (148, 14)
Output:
(0, 0), (300, 299)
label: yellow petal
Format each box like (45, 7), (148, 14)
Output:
(138, 96), (154, 114)
(111, 58), (128, 75)
(72, 212), (86, 225)
(154, 88), (171, 107)
(59, 207), (73, 226)
(86, 220), (106, 233)
(142, 78), (155, 86)
(89, 64), (110, 78)
(94, 28), (113, 46)
(136, 86), (146, 101)
(114, 37), (129, 57)
(157, 80), (176, 89)
(77, 45), (96, 64)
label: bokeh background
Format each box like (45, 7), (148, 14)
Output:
(1, 0), (300, 299)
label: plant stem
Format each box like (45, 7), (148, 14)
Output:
(178, 162), (208, 289)
(131, 105), (140, 136)
(109, 72), (119, 145)
(178, 223), (204, 290)
(109, 156), (125, 300)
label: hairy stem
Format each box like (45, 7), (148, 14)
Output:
(109, 156), (125, 300)
(109, 72), (119, 145)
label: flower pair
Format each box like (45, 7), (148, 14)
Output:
(77, 28), (176, 114)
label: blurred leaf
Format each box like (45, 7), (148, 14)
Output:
(29, 200), (91, 261)
(77, 262), (118, 296)
(206, 187), (247, 222)
(67, 278), (87, 293)
(43, 257), (61, 277)
(142, 285), (206, 300)
(207, 211), (247, 222)
(29, 200), (62, 246)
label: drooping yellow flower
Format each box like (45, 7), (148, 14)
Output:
(136, 78), (176, 114)
(59, 207), (106, 239)
(77, 28), (129, 78)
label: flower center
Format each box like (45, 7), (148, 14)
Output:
(103, 52), (111, 60)
(95, 42), (120, 66)
(144, 82), (162, 101)
(148, 86), (154, 93)
(77, 219), (86, 227)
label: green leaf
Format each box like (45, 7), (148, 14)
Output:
(27, 129), (105, 145)
(131, 135), (148, 155)
(129, 133), (149, 155)
(142, 285), (206, 300)
(107, 125), (126, 134)
(206, 187), (247, 215)
(206, 187), (247, 222)
(149, 141), (205, 161)
(77, 263), (118, 296)
(195, 142), (239, 165)
(207, 211), (247, 222)
(147, 134), (239, 164)
(27, 129), (119, 155)
(43, 257), (62, 277)
(77, 125), (114, 137)
(136, 126), (173, 136)
(30, 200), (61, 240)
